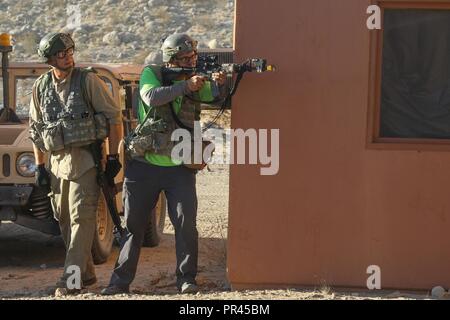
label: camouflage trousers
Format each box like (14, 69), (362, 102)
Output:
(49, 167), (99, 284)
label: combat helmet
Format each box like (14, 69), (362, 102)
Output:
(38, 33), (75, 61)
(161, 33), (198, 63)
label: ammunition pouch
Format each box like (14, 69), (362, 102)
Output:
(34, 112), (110, 152)
(124, 118), (170, 159)
(61, 116), (96, 147)
(42, 121), (65, 152)
(62, 112), (109, 146)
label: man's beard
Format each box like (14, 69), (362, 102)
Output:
(56, 61), (75, 72)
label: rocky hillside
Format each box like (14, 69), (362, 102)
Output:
(0, 0), (234, 64)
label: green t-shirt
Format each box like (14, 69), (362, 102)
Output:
(138, 66), (215, 167)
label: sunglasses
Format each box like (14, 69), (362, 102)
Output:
(175, 51), (198, 63)
(55, 47), (75, 59)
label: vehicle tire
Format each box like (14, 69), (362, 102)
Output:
(92, 192), (114, 265)
(142, 192), (167, 247)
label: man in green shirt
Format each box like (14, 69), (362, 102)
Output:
(102, 34), (226, 295)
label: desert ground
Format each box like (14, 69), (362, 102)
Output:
(0, 160), (436, 300)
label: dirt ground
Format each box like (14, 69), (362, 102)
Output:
(0, 112), (438, 300)
(0, 163), (437, 300)
(0, 164), (229, 299)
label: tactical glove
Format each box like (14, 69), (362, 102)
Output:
(35, 164), (51, 189)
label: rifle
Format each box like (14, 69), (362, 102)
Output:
(89, 140), (125, 241)
(162, 57), (275, 132)
(161, 57), (275, 82)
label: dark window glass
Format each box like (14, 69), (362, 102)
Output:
(380, 10), (450, 139)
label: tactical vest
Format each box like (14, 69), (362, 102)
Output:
(138, 64), (202, 158)
(29, 68), (109, 152)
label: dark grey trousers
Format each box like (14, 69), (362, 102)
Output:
(109, 159), (198, 289)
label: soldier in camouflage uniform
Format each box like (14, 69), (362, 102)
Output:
(29, 33), (123, 295)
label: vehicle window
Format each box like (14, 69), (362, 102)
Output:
(16, 77), (37, 120)
(99, 76), (114, 96)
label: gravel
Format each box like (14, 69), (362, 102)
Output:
(1, 0), (234, 63)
